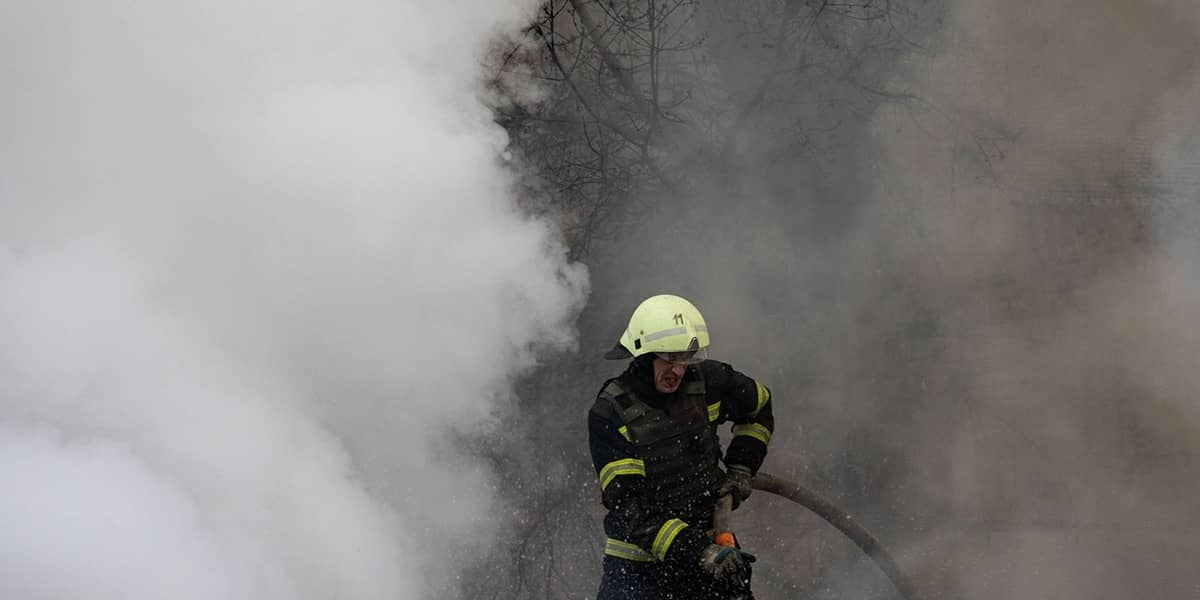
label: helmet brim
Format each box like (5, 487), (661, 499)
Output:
(603, 341), (633, 360)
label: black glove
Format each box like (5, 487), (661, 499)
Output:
(698, 543), (756, 583)
(717, 465), (754, 509)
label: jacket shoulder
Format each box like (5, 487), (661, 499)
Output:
(697, 359), (737, 383)
(588, 376), (627, 420)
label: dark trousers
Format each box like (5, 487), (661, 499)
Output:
(596, 556), (753, 600)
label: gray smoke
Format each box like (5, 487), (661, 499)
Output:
(561, 1), (1200, 597)
(858, 0), (1200, 597)
(0, 2), (585, 599)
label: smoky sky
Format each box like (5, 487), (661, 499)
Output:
(0, 2), (586, 599)
(514, 1), (1200, 598)
(803, 1), (1200, 597)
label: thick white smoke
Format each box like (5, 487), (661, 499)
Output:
(0, 2), (585, 599)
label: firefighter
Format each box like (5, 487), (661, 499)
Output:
(589, 294), (774, 599)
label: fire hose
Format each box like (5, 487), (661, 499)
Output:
(713, 471), (922, 600)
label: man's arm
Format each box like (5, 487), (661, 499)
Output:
(703, 361), (775, 473)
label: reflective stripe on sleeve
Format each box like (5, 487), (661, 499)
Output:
(732, 422), (772, 445)
(751, 382), (771, 417)
(604, 538), (654, 562)
(707, 401), (721, 423)
(599, 458), (645, 491)
(651, 518), (689, 561)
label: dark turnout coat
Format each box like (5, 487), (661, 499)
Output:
(588, 358), (775, 599)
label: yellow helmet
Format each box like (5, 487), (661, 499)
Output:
(604, 294), (710, 361)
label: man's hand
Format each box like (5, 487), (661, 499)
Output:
(717, 465), (754, 509)
(698, 543), (756, 582)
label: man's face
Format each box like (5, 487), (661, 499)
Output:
(652, 357), (687, 393)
